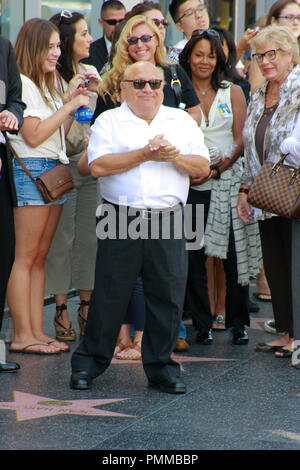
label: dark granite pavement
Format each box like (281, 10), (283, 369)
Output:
(0, 286), (300, 454)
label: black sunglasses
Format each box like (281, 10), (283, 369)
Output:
(103, 18), (124, 26)
(152, 18), (169, 28)
(127, 34), (154, 45)
(192, 29), (220, 38)
(123, 79), (163, 90)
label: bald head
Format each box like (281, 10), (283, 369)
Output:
(123, 61), (164, 81)
(120, 61), (164, 123)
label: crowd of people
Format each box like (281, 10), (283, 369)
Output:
(0, 0), (300, 391)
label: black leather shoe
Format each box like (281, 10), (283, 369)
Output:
(0, 361), (20, 372)
(196, 329), (213, 345)
(232, 327), (248, 345)
(149, 377), (186, 394)
(70, 371), (92, 390)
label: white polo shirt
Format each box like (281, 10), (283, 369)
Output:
(88, 101), (209, 208)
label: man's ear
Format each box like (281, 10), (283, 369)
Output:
(175, 21), (185, 34)
(98, 18), (103, 27)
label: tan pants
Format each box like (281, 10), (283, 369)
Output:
(45, 160), (97, 294)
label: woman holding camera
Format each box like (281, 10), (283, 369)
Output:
(45, 11), (100, 342)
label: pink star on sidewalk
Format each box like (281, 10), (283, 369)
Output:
(0, 391), (136, 421)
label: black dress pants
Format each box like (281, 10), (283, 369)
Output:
(259, 217), (293, 336)
(71, 206), (188, 384)
(185, 188), (249, 332)
(0, 147), (15, 329)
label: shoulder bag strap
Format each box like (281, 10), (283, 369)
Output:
(170, 64), (183, 108)
(9, 144), (36, 183)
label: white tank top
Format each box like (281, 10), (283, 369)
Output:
(195, 83), (235, 191)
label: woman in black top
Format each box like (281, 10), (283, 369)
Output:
(92, 14), (200, 124)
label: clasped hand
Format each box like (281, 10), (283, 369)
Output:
(148, 134), (180, 162)
(0, 110), (19, 132)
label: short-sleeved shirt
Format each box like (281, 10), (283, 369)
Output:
(8, 74), (64, 159)
(88, 101), (209, 209)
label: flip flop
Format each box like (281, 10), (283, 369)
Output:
(9, 343), (61, 355)
(253, 292), (272, 302)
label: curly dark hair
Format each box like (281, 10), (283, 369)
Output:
(179, 30), (226, 91)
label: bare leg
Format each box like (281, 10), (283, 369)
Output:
(7, 206), (61, 353)
(206, 256), (216, 316)
(215, 258), (226, 316)
(30, 205), (69, 351)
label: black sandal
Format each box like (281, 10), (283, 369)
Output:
(54, 304), (76, 341)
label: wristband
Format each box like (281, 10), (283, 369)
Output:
(239, 187), (250, 194)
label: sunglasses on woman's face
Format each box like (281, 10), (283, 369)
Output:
(103, 18), (124, 26)
(192, 28), (220, 38)
(152, 18), (169, 28)
(127, 34), (154, 45)
(122, 79), (163, 89)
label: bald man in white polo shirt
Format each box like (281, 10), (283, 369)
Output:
(71, 61), (210, 394)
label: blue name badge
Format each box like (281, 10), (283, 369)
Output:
(218, 103), (232, 118)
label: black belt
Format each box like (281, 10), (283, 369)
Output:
(102, 200), (182, 220)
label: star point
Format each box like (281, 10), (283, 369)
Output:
(0, 391), (136, 421)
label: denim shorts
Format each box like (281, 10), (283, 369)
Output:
(13, 157), (67, 207)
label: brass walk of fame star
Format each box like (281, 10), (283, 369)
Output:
(0, 391), (136, 422)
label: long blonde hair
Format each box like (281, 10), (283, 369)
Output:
(14, 18), (60, 104)
(100, 15), (169, 104)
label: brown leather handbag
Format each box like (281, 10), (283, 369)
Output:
(247, 154), (300, 220)
(10, 146), (74, 204)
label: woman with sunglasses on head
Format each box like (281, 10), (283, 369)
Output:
(7, 18), (89, 355)
(179, 29), (262, 345)
(238, 25), (300, 362)
(44, 11), (101, 343)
